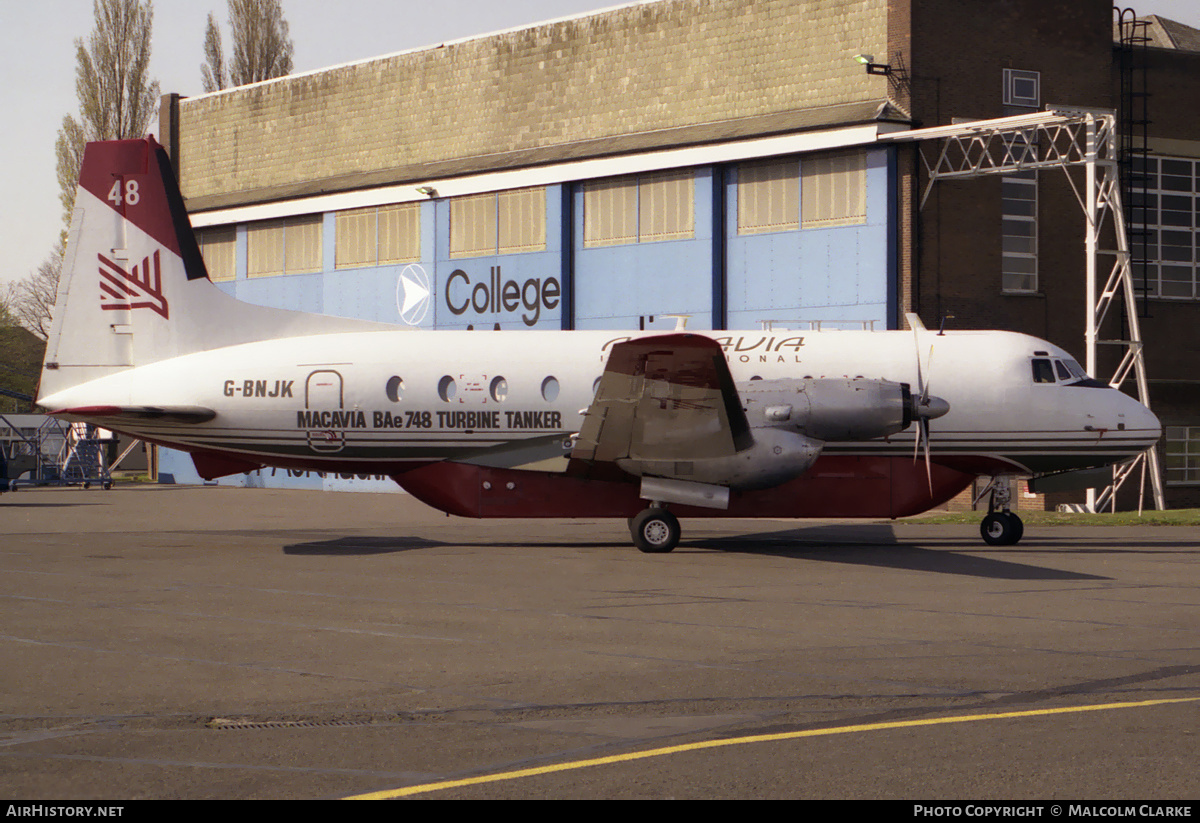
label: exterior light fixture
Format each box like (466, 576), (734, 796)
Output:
(416, 185), (438, 198)
(854, 53), (892, 75)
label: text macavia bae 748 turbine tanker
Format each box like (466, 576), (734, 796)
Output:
(36, 138), (1161, 551)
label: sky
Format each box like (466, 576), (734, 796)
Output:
(0, 0), (628, 288)
(1, 0), (1198, 289)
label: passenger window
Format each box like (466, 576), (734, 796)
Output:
(1031, 359), (1056, 384)
(385, 376), (404, 402)
(489, 376), (508, 403)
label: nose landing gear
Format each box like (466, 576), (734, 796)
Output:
(977, 477), (1024, 545)
(980, 510), (1024, 545)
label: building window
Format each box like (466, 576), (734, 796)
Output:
(247, 215), (323, 278)
(638, 170), (694, 242)
(1002, 171), (1038, 292)
(583, 177), (638, 247)
(583, 170), (695, 247)
(336, 203), (420, 269)
(196, 225), (237, 282)
(801, 150), (866, 228)
(450, 187), (546, 259)
(1003, 69), (1040, 108)
(738, 159), (800, 235)
(1131, 156), (1199, 300)
(1165, 426), (1200, 485)
(1001, 69), (1040, 293)
(498, 188), (547, 254)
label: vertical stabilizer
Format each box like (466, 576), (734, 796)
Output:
(39, 137), (392, 401)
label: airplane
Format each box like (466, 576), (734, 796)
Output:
(32, 137), (1163, 552)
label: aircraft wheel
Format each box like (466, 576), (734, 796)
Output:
(980, 512), (1022, 546)
(631, 508), (680, 554)
(1006, 512), (1024, 544)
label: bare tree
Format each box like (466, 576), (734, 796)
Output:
(201, 0), (293, 92)
(9, 250), (64, 341)
(0, 283), (17, 329)
(201, 12), (227, 92)
(55, 0), (159, 226)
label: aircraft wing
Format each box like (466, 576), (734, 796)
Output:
(571, 334), (751, 466)
(48, 405), (217, 425)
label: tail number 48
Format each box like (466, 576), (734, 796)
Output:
(107, 180), (140, 207)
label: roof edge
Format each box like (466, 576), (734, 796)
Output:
(185, 99), (904, 213)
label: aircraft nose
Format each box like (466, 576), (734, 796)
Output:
(1118, 392), (1162, 448)
(1136, 401), (1162, 441)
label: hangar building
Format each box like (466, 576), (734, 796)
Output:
(157, 0), (1200, 507)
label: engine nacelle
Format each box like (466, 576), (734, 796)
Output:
(739, 377), (915, 441)
(617, 427), (822, 491)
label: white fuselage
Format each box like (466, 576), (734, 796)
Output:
(39, 328), (1160, 479)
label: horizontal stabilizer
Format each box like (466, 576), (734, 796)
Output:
(50, 405), (217, 425)
(456, 433), (575, 469)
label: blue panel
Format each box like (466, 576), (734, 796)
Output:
(725, 147), (892, 331)
(323, 264), (434, 326)
(427, 187), (565, 330)
(234, 271), (328, 314)
(572, 169), (715, 330)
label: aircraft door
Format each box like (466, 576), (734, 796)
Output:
(305, 369), (346, 453)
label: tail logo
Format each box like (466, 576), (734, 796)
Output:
(98, 250), (169, 319)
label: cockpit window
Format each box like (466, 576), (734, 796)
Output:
(1031, 356), (1107, 388)
(1062, 359), (1088, 381)
(1031, 359), (1056, 384)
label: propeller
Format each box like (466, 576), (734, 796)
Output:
(907, 315), (951, 493)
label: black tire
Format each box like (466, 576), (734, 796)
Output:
(980, 512), (1022, 546)
(631, 508), (681, 554)
(1005, 512), (1024, 544)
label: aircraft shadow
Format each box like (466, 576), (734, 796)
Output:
(284, 536), (448, 556)
(0, 501), (103, 508)
(687, 525), (1111, 581)
(283, 524), (1113, 579)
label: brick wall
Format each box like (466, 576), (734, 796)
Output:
(904, 0), (1114, 354)
(175, 0), (888, 210)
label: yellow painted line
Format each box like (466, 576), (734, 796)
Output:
(345, 696), (1200, 799)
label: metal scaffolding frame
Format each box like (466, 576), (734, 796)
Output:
(879, 108), (1165, 511)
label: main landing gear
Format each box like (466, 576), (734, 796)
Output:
(977, 476), (1024, 546)
(629, 506), (681, 553)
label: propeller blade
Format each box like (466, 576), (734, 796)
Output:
(910, 323), (940, 494)
(923, 418), (933, 495)
(920, 344), (933, 405)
